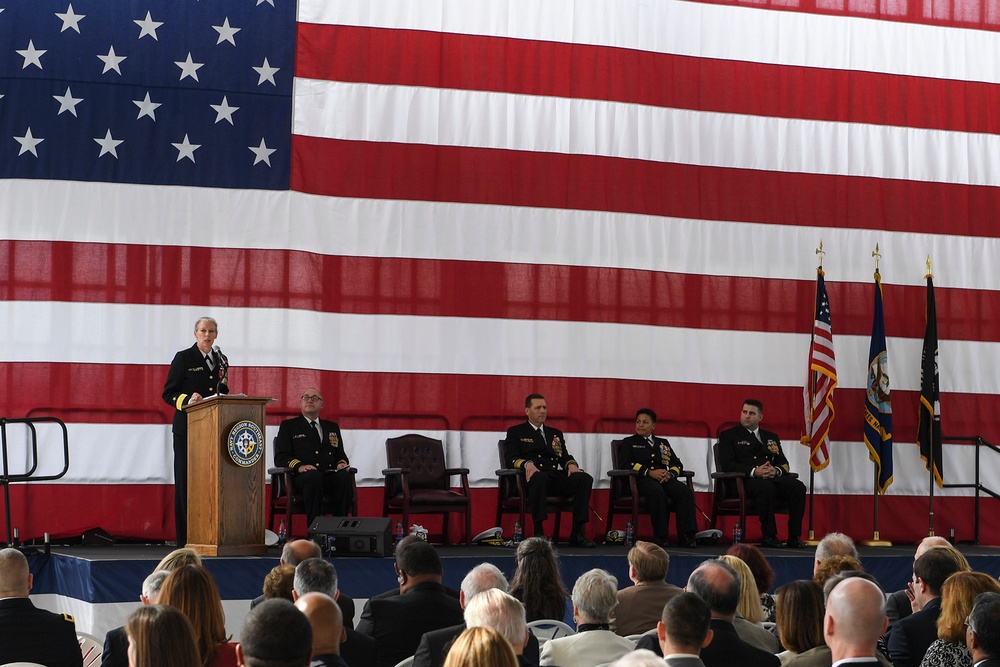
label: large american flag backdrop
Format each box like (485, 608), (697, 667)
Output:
(3, 0), (1000, 544)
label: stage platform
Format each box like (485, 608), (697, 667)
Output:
(23, 542), (1000, 643)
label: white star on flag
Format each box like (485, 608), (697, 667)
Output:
(94, 130), (124, 158)
(16, 41), (46, 70)
(175, 53), (204, 82)
(256, 0), (275, 6)
(56, 4), (86, 33)
(253, 58), (279, 86)
(53, 87), (84, 116)
(15, 128), (44, 157)
(213, 18), (241, 46)
(211, 96), (240, 125)
(248, 138), (276, 166)
(133, 92), (161, 121)
(172, 134), (201, 163)
(133, 11), (163, 40)
(98, 46), (126, 75)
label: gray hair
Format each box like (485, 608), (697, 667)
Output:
(461, 563), (509, 602)
(610, 650), (665, 667)
(687, 559), (741, 616)
(464, 588), (527, 649)
(294, 558), (337, 597)
(142, 570), (170, 602)
(571, 569), (618, 623)
(816, 532), (859, 563)
(194, 317), (218, 331)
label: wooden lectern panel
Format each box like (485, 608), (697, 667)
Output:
(185, 395), (271, 556)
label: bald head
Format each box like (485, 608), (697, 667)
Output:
(282, 540), (323, 566)
(915, 536), (950, 560)
(294, 592), (345, 657)
(824, 577), (887, 661)
(0, 548), (30, 597)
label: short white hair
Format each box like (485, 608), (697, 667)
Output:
(141, 570), (170, 602)
(816, 533), (858, 563)
(571, 569), (618, 623)
(464, 588), (527, 648)
(610, 649), (663, 667)
(461, 562), (508, 601)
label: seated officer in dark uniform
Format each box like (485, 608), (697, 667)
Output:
(717, 399), (806, 549)
(503, 393), (595, 547)
(273, 387), (352, 523)
(619, 408), (698, 548)
(0, 547), (83, 667)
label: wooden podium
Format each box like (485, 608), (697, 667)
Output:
(184, 395), (272, 556)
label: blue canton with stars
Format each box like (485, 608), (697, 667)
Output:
(0, 1), (294, 189)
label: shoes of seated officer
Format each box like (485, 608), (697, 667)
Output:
(679, 534), (698, 548)
(759, 536), (783, 549)
(569, 533), (596, 548)
(785, 537), (807, 549)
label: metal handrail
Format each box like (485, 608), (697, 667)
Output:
(0, 417), (70, 546)
(940, 435), (1000, 545)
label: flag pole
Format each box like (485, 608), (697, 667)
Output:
(802, 242), (830, 546)
(862, 246), (892, 547)
(924, 257), (936, 538)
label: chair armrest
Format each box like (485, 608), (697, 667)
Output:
(444, 467), (471, 475)
(785, 472), (799, 479)
(382, 467), (408, 476)
(678, 470), (694, 478)
(711, 471), (745, 479)
(607, 469), (635, 477)
(496, 467), (520, 477)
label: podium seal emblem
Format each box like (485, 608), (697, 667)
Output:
(227, 420), (264, 467)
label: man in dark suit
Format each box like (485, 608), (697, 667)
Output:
(103, 569), (170, 667)
(291, 558), (372, 667)
(357, 541), (465, 667)
(636, 559), (779, 667)
(968, 592), (1000, 667)
(657, 593), (714, 667)
(162, 316), (230, 546)
(238, 599), (312, 667)
(717, 399), (806, 548)
(0, 548), (83, 667)
(504, 393), (595, 547)
(273, 387), (352, 523)
(295, 592), (349, 667)
(887, 548), (962, 667)
(619, 408), (698, 547)
(823, 577), (889, 667)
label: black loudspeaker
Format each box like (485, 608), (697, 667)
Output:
(308, 517), (393, 557)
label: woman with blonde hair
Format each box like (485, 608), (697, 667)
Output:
(443, 626), (518, 667)
(126, 604), (201, 667)
(158, 564), (237, 667)
(719, 554), (764, 624)
(155, 547), (202, 572)
(919, 571), (1000, 667)
(774, 580), (825, 664)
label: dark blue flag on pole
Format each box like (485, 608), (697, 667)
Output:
(918, 274), (943, 487)
(864, 270), (893, 494)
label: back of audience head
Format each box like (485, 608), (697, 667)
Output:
(821, 571), (883, 603)
(442, 626), (518, 667)
(464, 588), (528, 653)
(814, 532), (859, 573)
(824, 577), (887, 657)
(158, 564), (229, 667)
(725, 543), (775, 595)
(460, 562), (508, 606)
(127, 604), (201, 667)
(913, 547), (964, 599)
(294, 558), (337, 599)
(719, 554), (764, 623)
(969, 592), (1000, 660)
(510, 537), (569, 621)
(141, 569), (170, 604)
(628, 541), (670, 583)
(263, 563), (296, 601)
(295, 592), (345, 658)
(915, 535), (951, 559)
(936, 571), (1000, 643)
(814, 555), (864, 590)
(397, 539), (443, 579)
(238, 598), (312, 667)
(572, 568), (618, 624)
(154, 547), (202, 572)
(923, 543), (972, 573)
(774, 580), (825, 654)
(687, 559), (741, 618)
(281, 539), (323, 567)
(657, 592), (712, 656)
(0, 547), (30, 597)
(610, 649), (667, 667)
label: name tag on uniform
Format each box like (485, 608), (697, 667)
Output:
(736, 440), (752, 447)
(187, 366), (202, 372)
(292, 434), (307, 439)
(520, 438), (534, 443)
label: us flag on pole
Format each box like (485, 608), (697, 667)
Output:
(801, 267), (836, 472)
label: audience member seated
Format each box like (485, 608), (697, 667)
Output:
(251, 539), (324, 609)
(103, 569), (170, 667)
(822, 578), (888, 667)
(509, 537), (570, 623)
(656, 592), (714, 667)
(887, 548), (963, 667)
(919, 571), (1000, 667)
(718, 555), (779, 652)
(444, 626), (519, 667)
(636, 559), (779, 667)
(126, 604), (201, 667)
(295, 592), (347, 667)
(0, 547), (83, 667)
(357, 540), (465, 667)
(293, 557), (373, 667)
(540, 569), (636, 667)
(727, 543), (777, 623)
(262, 563), (296, 602)
(237, 598), (312, 667)
(613, 541), (683, 636)
(884, 537), (950, 627)
(414, 562), (539, 667)
(610, 649), (669, 667)
(464, 589), (533, 666)
(813, 533), (859, 578)
(966, 592), (1000, 667)
(773, 580), (824, 665)
(813, 555), (864, 591)
(155, 547), (203, 572)
(159, 564), (238, 667)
